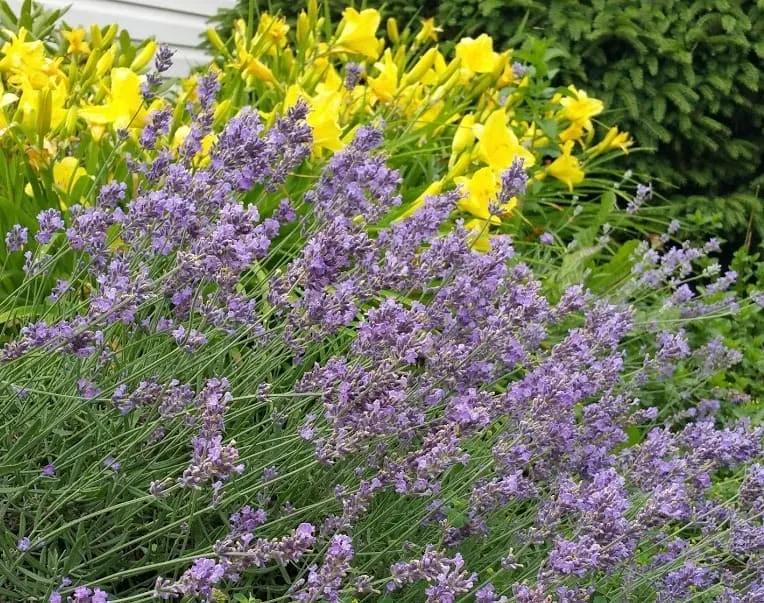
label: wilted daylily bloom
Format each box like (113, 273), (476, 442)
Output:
(475, 109), (535, 171)
(333, 8), (381, 59)
(415, 18), (442, 44)
(590, 126), (633, 155)
(546, 140), (585, 191)
(63, 28), (90, 56)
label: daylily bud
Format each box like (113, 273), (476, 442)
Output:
(393, 46), (407, 72)
(446, 152), (472, 178)
(386, 17), (400, 44)
(100, 24), (118, 49)
(401, 47), (438, 86)
(36, 88), (52, 139)
(435, 57), (461, 87)
(80, 47), (101, 82)
(130, 40), (157, 72)
(431, 70), (460, 103)
(296, 12), (311, 49)
(451, 113), (476, 157)
(307, 0), (318, 24)
(96, 47), (116, 78)
(90, 24), (102, 48)
(206, 28), (227, 53)
(62, 106), (79, 137)
(213, 98), (232, 128)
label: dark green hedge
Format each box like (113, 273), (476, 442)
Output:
(212, 0), (763, 238)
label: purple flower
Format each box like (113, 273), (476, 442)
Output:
(17, 536), (30, 551)
(344, 62), (364, 90)
(103, 456), (121, 471)
(5, 224), (28, 252)
(36, 209), (65, 243)
(539, 232), (554, 245)
(49, 592), (62, 603)
(42, 463), (56, 477)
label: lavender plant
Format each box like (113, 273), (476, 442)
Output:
(0, 63), (761, 603)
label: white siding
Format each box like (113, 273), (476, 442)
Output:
(6, 0), (235, 76)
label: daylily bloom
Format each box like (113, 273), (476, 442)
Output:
(455, 34), (499, 75)
(306, 89), (344, 153)
(333, 8), (381, 59)
(415, 18), (442, 44)
(63, 28), (90, 56)
(79, 68), (148, 137)
(546, 140), (585, 191)
(368, 48), (398, 103)
(0, 28), (46, 76)
(455, 167), (516, 222)
(557, 85), (604, 133)
(17, 80), (68, 137)
(475, 109), (535, 171)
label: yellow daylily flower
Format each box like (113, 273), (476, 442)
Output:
(63, 28), (90, 56)
(546, 140), (585, 191)
(307, 90), (344, 153)
(415, 18), (442, 44)
(368, 48), (398, 103)
(0, 27), (46, 75)
(465, 219), (493, 252)
(334, 8), (381, 59)
(590, 126), (633, 155)
(475, 109), (536, 171)
(455, 167), (510, 222)
(557, 85), (604, 133)
(79, 68), (147, 134)
(455, 34), (499, 75)
(171, 126), (217, 165)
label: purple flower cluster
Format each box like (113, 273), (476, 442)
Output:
(2, 68), (761, 603)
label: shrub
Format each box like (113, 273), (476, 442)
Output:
(0, 58), (762, 601)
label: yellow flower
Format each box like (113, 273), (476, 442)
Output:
(17, 80), (67, 137)
(334, 8), (381, 59)
(241, 55), (275, 83)
(25, 156), (89, 209)
(63, 28), (90, 56)
(451, 113), (476, 157)
(455, 34), (498, 75)
(546, 140), (585, 191)
(415, 18), (441, 44)
(257, 13), (290, 50)
(79, 68), (147, 134)
(171, 126), (217, 165)
(0, 28), (45, 76)
(455, 167), (506, 222)
(557, 85), (603, 133)
(475, 109), (536, 171)
(465, 219), (493, 252)
(590, 126), (633, 154)
(368, 48), (398, 103)
(307, 90), (344, 153)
